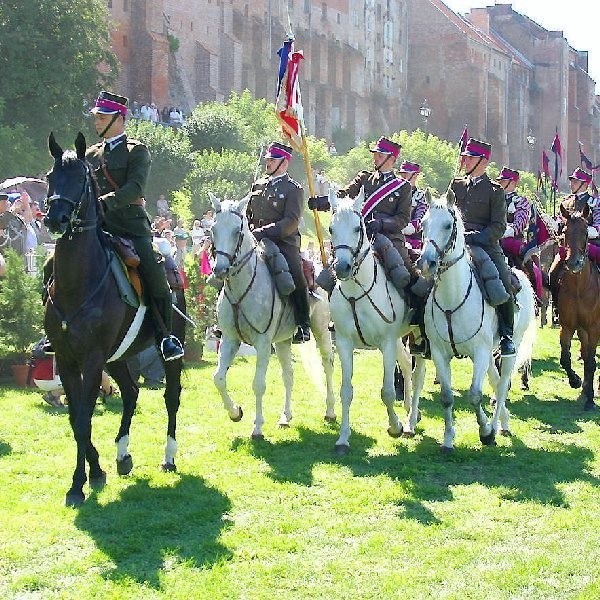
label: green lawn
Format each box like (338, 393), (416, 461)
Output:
(0, 326), (599, 599)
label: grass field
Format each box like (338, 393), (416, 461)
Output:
(1, 326), (599, 599)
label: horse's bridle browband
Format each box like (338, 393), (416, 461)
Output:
(331, 210), (370, 279)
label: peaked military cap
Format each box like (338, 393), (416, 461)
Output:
(264, 142), (293, 160)
(90, 91), (129, 116)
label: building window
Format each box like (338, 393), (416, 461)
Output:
(123, 0), (128, 11)
(107, 0), (112, 7)
(191, 21), (193, 31)
(337, 13), (341, 24)
(321, 3), (327, 20)
(304, 0), (310, 13)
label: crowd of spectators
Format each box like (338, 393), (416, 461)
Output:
(129, 101), (186, 128)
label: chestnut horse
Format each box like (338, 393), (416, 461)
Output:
(556, 204), (600, 411)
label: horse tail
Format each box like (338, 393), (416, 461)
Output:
(514, 270), (537, 372)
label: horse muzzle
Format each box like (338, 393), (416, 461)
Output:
(565, 255), (585, 273)
(417, 254), (438, 277)
(333, 258), (352, 280)
(44, 214), (69, 235)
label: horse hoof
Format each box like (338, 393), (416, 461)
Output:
(230, 407), (243, 422)
(161, 461), (177, 472)
(500, 429), (512, 437)
(416, 410), (422, 424)
(89, 470), (107, 490)
(520, 383), (529, 391)
(440, 445), (454, 455)
(387, 427), (402, 439)
(402, 430), (416, 438)
(116, 454), (133, 476)
(65, 491), (85, 507)
(278, 422), (290, 429)
(324, 415), (337, 423)
(334, 444), (350, 456)
(251, 433), (264, 441)
(569, 376), (582, 389)
(583, 400), (598, 412)
(480, 430), (497, 446)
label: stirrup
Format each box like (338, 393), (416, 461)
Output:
(161, 335), (184, 361)
(499, 336), (516, 358)
(292, 326), (311, 344)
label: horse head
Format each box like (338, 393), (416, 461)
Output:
(561, 203), (590, 273)
(44, 132), (95, 236)
(329, 188), (367, 280)
(418, 188), (463, 277)
(209, 192), (251, 279)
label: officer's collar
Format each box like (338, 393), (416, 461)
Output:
(576, 190), (589, 199)
(505, 190), (516, 199)
(268, 173), (288, 184)
(104, 134), (126, 151)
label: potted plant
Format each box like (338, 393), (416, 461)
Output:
(0, 250), (44, 385)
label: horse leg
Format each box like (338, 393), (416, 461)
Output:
(213, 336), (242, 421)
(396, 338), (413, 416)
(580, 337), (599, 411)
(520, 359), (531, 391)
(251, 339), (272, 439)
(433, 353), (455, 453)
(559, 327), (581, 388)
(471, 351), (496, 446)
(334, 336), (354, 455)
(310, 310), (337, 422)
(274, 340), (293, 427)
(404, 356), (426, 436)
(383, 339), (403, 438)
(162, 355), (183, 470)
(486, 359), (510, 436)
(490, 355), (516, 440)
(105, 360), (139, 475)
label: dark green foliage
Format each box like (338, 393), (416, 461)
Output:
(0, 250), (44, 358)
(183, 104), (248, 154)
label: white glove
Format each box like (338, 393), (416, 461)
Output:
(402, 222), (416, 236)
(587, 225), (599, 239)
(503, 225), (515, 239)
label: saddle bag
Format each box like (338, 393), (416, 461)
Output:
(372, 233), (410, 293)
(302, 257), (316, 291)
(468, 245), (510, 306)
(315, 265), (337, 293)
(260, 238), (295, 296)
(110, 235), (141, 268)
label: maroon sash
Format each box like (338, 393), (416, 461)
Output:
(361, 178), (405, 218)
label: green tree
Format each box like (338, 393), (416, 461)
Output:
(183, 104), (248, 153)
(0, 0), (117, 143)
(125, 120), (194, 213)
(227, 90), (280, 152)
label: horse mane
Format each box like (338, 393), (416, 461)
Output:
(429, 193), (466, 236)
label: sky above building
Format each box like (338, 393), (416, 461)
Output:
(443, 0), (600, 89)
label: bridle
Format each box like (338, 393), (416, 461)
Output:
(563, 214), (589, 273)
(427, 205), (484, 357)
(214, 209), (281, 344)
(46, 160), (98, 238)
(331, 209), (397, 345)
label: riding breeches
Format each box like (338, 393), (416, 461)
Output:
(278, 242), (307, 290)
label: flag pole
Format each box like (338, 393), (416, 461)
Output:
(298, 122), (328, 266)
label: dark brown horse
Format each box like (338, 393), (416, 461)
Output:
(44, 133), (185, 506)
(556, 204), (599, 411)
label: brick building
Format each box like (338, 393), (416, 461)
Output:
(108, 0), (600, 175)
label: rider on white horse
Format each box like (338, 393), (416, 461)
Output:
(248, 141), (311, 343)
(309, 137), (430, 351)
(450, 138), (516, 357)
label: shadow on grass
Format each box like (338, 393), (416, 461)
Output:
(238, 424), (599, 522)
(74, 474), (231, 589)
(0, 440), (11, 457)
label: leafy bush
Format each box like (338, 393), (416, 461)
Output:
(183, 104), (248, 154)
(0, 250), (44, 359)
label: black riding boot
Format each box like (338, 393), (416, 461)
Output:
(496, 300), (516, 357)
(290, 287), (311, 343)
(408, 289), (430, 357)
(153, 296), (184, 361)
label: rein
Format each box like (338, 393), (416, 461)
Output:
(333, 210), (397, 346)
(428, 206), (485, 357)
(217, 210), (281, 344)
(46, 161), (112, 331)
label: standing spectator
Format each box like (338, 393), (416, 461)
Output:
(173, 217), (188, 238)
(161, 106), (170, 124)
(173, 231), (190, 270)
(156, 194), (171, 218)
(169, 107), (183, 128)
(191, 219), (205, 252)
(140, 103), (151, 121)
(315, 169), (329, 195)
(150, 103), (160, 123)
(200, 209), (215, 235)
(131, 100), (140, 118)
(328, 142), (338, 156)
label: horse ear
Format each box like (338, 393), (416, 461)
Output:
(74, 132), (86, 159)
(48, 132), (63, 159)
(446, 187), (456, 207)
(559, 202), (570, 220)
(208, 192), (221, 213)
(237, 194), (251, 214)
(352, 188), (364, 213)
(425, 188), (432, 206)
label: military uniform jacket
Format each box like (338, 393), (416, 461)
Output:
(409, 188), (428, 235)
(451, 173), (506, 246)
(340, 170), (411, 244)
(505, 192), (531, 239)
(559, 191), (600, 230)
(86, 137), (152, 238)
(248, 173), (303, 248)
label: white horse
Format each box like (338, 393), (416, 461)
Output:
(417, 190), (536, 452)
(209, 194), (336, 439)
(328, 192), (422, 454)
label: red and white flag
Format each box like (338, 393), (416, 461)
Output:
(275, 38), (304, 151)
